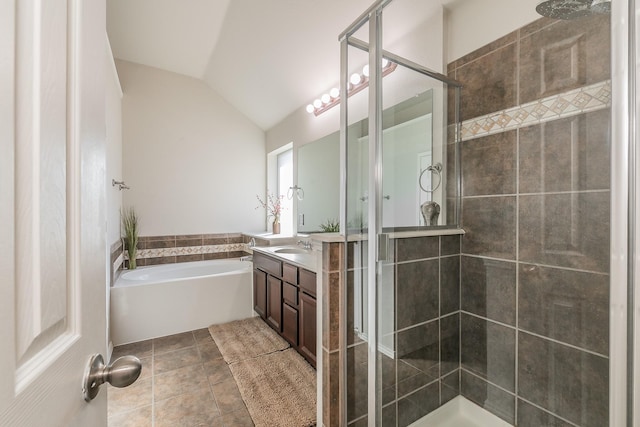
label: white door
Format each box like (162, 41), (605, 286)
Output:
(1, 0), (108, 426)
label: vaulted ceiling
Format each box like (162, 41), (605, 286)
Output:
(107, 0), (451, 130)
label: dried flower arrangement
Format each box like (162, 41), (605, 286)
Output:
(255, 193), (284, 222)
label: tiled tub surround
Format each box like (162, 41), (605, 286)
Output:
(337, 235), (462, 427)
(119, 233), (266, 270)
(110, 239), (125, 286)
(449, 14), (611, 427)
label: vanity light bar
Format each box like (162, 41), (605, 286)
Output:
(306, 60), (397, 116)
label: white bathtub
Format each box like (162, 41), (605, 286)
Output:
(110, 259), (253, 345)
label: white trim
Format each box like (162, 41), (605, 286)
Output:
(105, 33), (122, 98)
(266, 142), (293, 232)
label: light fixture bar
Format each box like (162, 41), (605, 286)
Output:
(307, 61), (397, 116)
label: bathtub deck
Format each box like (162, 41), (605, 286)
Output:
(409, 396), (513, 427)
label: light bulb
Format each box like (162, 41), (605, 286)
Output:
(362, 64), (370, 77)
(321, 93), (331, 104)
(350, 73), (362, 85)
(330, 87), (339, 98)
(313, 99), (322, 109)
(382, 58), (389, 68)
(306, 104), (315, 113)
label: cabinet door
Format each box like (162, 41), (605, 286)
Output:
(299, 268), (316, 297)
(299, 292), (317, 368)
(267, 275), (283, 331)
(283, 263), (298, 284)
(253, 269), (267, 319)
(282, 303), (298, 346)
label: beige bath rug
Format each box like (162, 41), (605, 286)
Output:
(208, 317), (289, 364)
(229, 348), (316, 427)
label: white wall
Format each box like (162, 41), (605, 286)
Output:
(106, 39), (122, 247)
(117, 60), (266, 236)
(445, 0), (540, 61)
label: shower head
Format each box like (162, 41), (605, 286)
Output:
(536, 0), (610, 19)
(591, 0), (611, 13)
(536, 0), (592, 19)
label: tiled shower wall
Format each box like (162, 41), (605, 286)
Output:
(449, 14), (610, 426)
(345, 235), (461, 426)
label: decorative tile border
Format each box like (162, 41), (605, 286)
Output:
(119, 232), (255, 268)
(129, 243), (248, 260)
(460, 80), (611, 141)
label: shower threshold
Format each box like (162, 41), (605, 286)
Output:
(408, 396), (513, 427)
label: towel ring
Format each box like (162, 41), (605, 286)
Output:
(419, 163), (443, 193)
(287, 185), (304, 200)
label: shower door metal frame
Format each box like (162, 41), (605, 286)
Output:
(339, 2), (462, 425)
(610, 0), (637, 426)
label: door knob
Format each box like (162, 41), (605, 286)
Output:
(83, 354), (142, 402)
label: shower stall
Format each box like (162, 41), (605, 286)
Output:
(334, 0), (637, 426)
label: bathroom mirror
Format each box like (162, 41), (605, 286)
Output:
(297, 132), (340, 233)
(297, 89), (447, 233)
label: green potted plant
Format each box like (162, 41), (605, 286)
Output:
(122, 207), (139, 269)
(319, 218), (340, 233)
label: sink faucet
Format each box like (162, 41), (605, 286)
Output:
(297, 240), (312, 250)
(249, 237), (256, 248)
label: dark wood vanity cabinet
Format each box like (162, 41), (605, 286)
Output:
(253, 251), (316, 368)
(253, 269), (267, 318)
(282, 303), (298, 345)
(266, 275), (282, 330)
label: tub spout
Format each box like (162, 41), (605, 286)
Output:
(240, 255), (253, 262)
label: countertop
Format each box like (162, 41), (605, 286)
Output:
(251, 245), (318, 272)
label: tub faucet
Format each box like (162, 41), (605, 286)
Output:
(240, 255), (253, 262)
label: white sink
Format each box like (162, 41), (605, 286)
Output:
(274, 248), (310, 255)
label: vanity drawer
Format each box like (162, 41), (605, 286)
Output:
(283, 263), (298, 284)
(299, 268), (316, 298)
(254, 252), (282, 277)
(283, 282), (298, 307)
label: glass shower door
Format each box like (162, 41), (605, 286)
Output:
(342, 4), (461, 425)
(339, 0), (638, 426)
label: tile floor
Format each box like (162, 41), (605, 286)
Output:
(108, 329), (254, 427)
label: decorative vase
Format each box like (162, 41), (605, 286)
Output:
(420, 201), (440, 226)
(272, 219), (281, 235)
